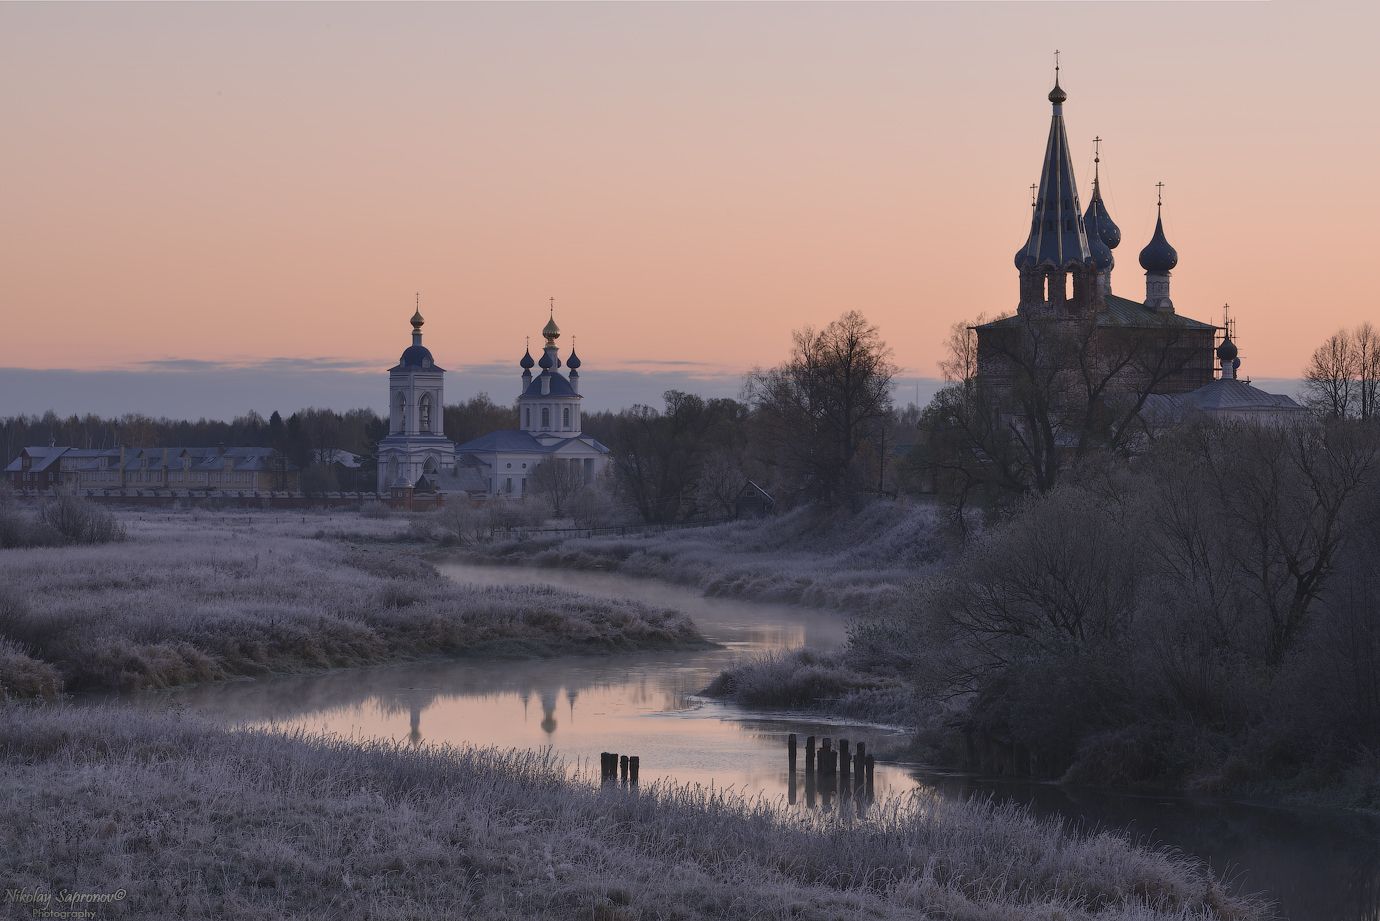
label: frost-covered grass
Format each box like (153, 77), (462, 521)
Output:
(0, 705), (1264, 921)
(0, 510), (702, 699)
(477, 500), (950, 615)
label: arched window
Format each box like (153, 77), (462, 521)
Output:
(396, 391), (407, 432)
(541, 407), (550, 428)
(562, 406), (571, 428)
(419, 393), (432, 432)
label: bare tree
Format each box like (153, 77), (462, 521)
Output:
(918, 312), (1203, 502)
(529, 458), (585, 518)
(1355, 322), (1380, 420)
(693, 448), (746, 519)
(1304, 329), (1357, 420)
(747, 311), (897, 504)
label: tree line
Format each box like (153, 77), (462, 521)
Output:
(1, 312), (905, 513)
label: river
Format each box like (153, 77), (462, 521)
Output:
(137, 560), (1378, 921)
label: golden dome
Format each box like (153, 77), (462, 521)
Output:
(411, 310), (425, 330)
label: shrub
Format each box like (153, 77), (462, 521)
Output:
(36, 495), (125, 544)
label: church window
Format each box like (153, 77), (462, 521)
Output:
(419, 393), (432, 432)
(1063, 273), (1072, 301)
(524, 407), (531, 428)
(505, 477), (513, 494)
(396, 392), (407, 431)
(541, 407), (551, 428)
(562, 407), (571, 428)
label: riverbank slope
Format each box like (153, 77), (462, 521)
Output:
(0, 510), (703, 699)
(0, 704), (1262, 921)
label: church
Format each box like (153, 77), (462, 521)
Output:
(376, 301), (610, 498)
(975, 65), (1303, 423)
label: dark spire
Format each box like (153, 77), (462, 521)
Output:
(1016, 57), (1091, 271)
(520, 336), (535, 370)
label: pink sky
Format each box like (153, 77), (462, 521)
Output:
(3, 1), (1377, 391)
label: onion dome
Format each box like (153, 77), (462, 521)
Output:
(398, 344), (434, 368)
(1083, 152), (1121, 251)
(411, 309), (425, 330)
(543, 315), (561, 341)
(1216, 336), (1239, 362)
(538, 350), (554, 370)
(520, 347), (535, 370)
(1015, 244), (1031, 271)
(1086, 221), (1114, 271)
(1138, 209), (1178, 272)
(1048, 77), (1067, 105)
(566, 347), (581, 370)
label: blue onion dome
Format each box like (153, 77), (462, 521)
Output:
(1084, 189), (1121, 250)
(1014, 244), (1032, 271)
(1086, 224), (1114, 271)
(399, 344), (434, 368)
(566, 348), (581, 370)
(1216, 336), (1238, 362)
(538, 350), (554, 370)
(1083, 203), (1114, 271)
(520, 348), (535, 370)
(1139, 213), (1178, 272)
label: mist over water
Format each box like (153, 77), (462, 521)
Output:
(131, 561), (1378, 921)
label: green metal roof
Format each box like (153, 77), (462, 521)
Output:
(975, 295), (1216, 332)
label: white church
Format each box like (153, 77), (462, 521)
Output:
(376, 301), (610, 498)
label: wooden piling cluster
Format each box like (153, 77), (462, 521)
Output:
(600, 752), (639, 786)
(787, 733), (875, 810)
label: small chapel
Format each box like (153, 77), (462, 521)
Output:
(375, 300), (610, 498)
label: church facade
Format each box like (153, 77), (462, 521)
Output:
(376, 302), (609, 498)
(974, 68), (1304, 428)
(976, 69), (1217, 397)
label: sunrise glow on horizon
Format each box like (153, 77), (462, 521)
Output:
(3, 1), (1378, 393)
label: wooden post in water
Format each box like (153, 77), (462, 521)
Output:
(601, 752), (615, 783)
(805, 735), (816, 773)
(787, 734), (797, 774)
(619, 755), (629, 784)
(629, 756), (639, 786)
(820, 738), (834, 777)
(839, 739), (851, 782)
(865, 755), (875, 799)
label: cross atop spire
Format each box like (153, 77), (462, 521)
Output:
(1030, 183), (1037, 207)
(549, 296), (555, 317)
(1156, 181), (1165, 209)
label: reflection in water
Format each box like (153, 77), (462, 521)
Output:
(122, 560), (1378, 921)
